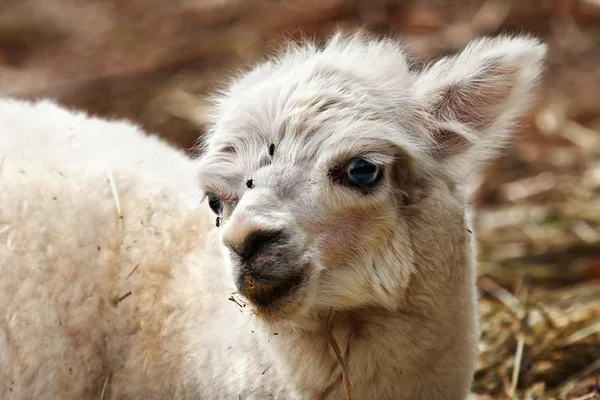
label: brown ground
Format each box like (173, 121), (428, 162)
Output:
(1, 1), (599, 399)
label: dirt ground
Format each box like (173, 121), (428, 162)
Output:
(1, 0), (599, 398)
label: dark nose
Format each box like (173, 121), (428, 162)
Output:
(227, 229), (285, 260)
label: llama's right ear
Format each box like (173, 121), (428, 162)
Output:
(413, 35), (547, 180)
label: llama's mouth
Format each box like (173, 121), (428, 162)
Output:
(235, 264), (305, 311)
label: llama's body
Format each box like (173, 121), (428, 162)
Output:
(0, 100), (469, 400)
(0, 32), (546, 400)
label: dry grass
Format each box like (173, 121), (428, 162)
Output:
(1, 0), (599, 398)
(471, 95), (600, 398)
(474, 278), (600, 399)
(327, 308), (353, 400)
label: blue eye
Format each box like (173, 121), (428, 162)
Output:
(347, 159), (380, 187)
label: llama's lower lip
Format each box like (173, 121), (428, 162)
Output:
(236, 268), (304, 310)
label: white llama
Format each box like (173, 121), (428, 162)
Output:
(0, 32), (546, 399)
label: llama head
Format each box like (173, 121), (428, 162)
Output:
(197, 32), (547, 325)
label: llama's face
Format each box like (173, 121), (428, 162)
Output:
(199, 110), (418, 321)
(196, 33), (546, 323)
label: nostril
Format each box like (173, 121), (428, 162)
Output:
(228, 229), (285, 260)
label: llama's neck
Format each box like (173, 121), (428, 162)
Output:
(177, 258), (477, 399)
(254, 271), (478, 399)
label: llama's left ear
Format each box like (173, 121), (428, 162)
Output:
(413, 35), (547, 179)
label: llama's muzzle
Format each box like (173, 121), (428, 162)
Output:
(224, 229), (305, 309)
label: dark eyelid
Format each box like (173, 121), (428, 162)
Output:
(204, 192), (236, 205)
(327, 151), (391, 171)
(203, 192), (217, 200)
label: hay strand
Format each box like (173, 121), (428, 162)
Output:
(99, 370), (111, 400)
(105, 166), (124, 244)
(326, 308), (352, 400)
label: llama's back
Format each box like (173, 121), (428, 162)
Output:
(0, 98), (219, 399)
(0, 97), (199, 190)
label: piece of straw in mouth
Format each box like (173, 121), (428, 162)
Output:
(326, 307), (352, 400)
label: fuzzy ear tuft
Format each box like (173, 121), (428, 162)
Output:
(413, 35), (547, 178)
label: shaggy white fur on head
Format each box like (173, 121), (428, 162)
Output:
(197, 31), (547, 324)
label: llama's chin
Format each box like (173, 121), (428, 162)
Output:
(237, 272), (309, 321)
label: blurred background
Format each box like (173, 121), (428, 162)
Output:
(1, 0), (599, 398)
